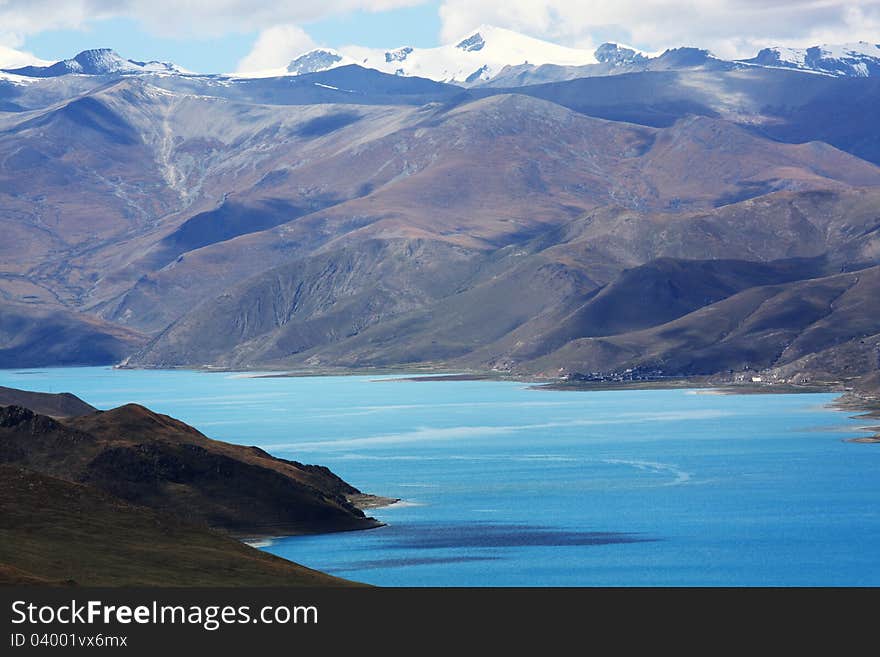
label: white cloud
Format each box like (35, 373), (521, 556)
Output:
(235, 24), (316, 73)
(1, 1), (878, 68)
(438, 0), (880, 59)
(0, 44), (51, 68)
(0, 1), (428, 44)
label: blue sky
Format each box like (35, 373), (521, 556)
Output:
(4, 1), (879, 74)
(22, 3), (443, 73)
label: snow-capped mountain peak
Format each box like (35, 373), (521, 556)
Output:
(5, 31), (880, 86)
(286, 48), (356, 76)
(594, 43), (649, 66)
(130, 59), (190, 74)
(743, 41), (880, 77)
(304, 24), (597, 84)
(1, 49), (187, 78)
(0, 45), (52, 70)
(67, 48), (141, 74)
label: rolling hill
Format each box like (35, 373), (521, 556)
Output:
(0, 402), (383, 535)
(523, 265), (880, 382)
(0, 386), (95, 417)
(0, 386), (394, 585)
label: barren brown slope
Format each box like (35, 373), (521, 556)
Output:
(478, 66), (880, 167)
(635, 115), (880, 210)
(95, 94), (657, 334)
(4, 76), (880, 375)
(113, 95), (880, 353)
(0, 87), (182, 307)
(69, 403), (376, 505)
(267, 256), (597, 371)
(0, 78), (424, 312)
(125, 238), (484, 368)
(129, 188), (880, 371)
(462, 256), (832, 369)
(520, 265), (880, 380)
(538, 188), (880, 274)
(0, 465), (357, 586)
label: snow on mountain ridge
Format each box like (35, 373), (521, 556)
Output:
(594, 43), (649, 66)
(4, 31), (880, 84)
(762, 46), (807, 67)
(70, 48), (142, 74)
(2, 48), (187, 78)
(818, 41), (880, 59)
(338, 24), (598, 84)
(744, 41), (880, 77)
(131, 59), (192, 74)
(385, 47), (413, 63)
(286, 48), (357, 75)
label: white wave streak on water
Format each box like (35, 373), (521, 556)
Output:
(356, 400), (589, 410)
(333, 454), (438, 461)
(194, 420), (258, 427)
(271, 409), (732, 451)
(332, 452), (576, 463)
(303, 400), (589, 419)
(284, 425), (517, 450)
(510, 454), (579, 462)
(127, 393), (293, 405)
(381, 500), (424, 508)
(601, 458), (692, 486)
(223, 373), (278, 379)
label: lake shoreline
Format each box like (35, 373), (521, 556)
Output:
(236, 494), (402, 548)
(5, 366), (876, 585)
(113, 362), (880, 443)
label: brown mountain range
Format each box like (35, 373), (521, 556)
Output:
(1, 66), (879, 391)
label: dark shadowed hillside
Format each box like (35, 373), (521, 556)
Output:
(0, 386), (95, 417)
(0, 403), (383, 535)
(127, 188), (880, 378)
(524, 265), (880, 382)
(0, 465), (358, 586)
(0, 384), (394, 585)
(0, 301), (146, 367)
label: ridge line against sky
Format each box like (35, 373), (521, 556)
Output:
(0, 1), (878, 74)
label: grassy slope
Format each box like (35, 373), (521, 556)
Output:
(0, 465), (358, 587)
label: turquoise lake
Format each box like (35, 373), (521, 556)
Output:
(2, 367), (878, 586)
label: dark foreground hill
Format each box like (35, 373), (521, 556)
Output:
(0, 403), (382, 535)
(0, 386), (95, 417)
(0, 391), (388, 585)
(0, 465), (356, 586)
